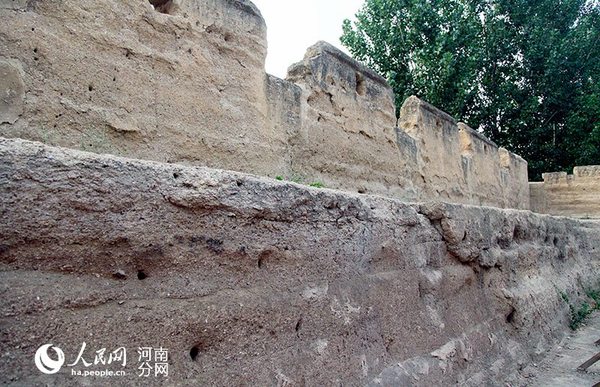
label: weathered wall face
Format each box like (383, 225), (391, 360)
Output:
(0, 138), (597, 385)
(398, 98), (530, 209)
(530, 166), (600, 218)
(285, 42), (417, 199)
(277, 43), (529, 208)
(0, 0), (287, 176)
(0, 2), (595, 385)
(265, 74), (302, 178)
(0, 0), (529, 209)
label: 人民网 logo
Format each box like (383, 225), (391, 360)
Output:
(34, 344), (65, 374)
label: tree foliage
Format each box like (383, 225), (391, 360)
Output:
(341, 0), (600, 179)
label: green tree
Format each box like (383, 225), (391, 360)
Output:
(341, 0), (600, 179)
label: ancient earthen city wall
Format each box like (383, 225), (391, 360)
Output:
(0, 0), (530, 210)
(1, 1), (599, 385)
(0, 0), (286, 176)
(1, 137), (599, 385)
(530, 166), (600, 218)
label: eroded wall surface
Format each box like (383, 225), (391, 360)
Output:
(0, 137), (597, 385)
(285, 42), (416, 199)
(0, 0), (286, 176)
(0, 0), (529, 209)
(398, 98), (529, 209)
(530, 166), (600, 218)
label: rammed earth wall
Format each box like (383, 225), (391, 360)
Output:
(0, 137), (598, 385)
(0, 0), (529, 210)
(0, 2), (598, 384)
(530, 166), (600, 218)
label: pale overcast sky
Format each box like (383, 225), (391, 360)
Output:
(252, 0), (364, 78)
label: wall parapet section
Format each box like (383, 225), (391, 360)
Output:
(530, 166), (600, 218)
(0, 0), (531, 210)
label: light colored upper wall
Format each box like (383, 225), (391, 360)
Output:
(284, 41), (417, 199)
(397, 97), (529, 209)
(0, 0), (530, 210)
(0, 0), (285, 177)
(530, 166), (600, 218)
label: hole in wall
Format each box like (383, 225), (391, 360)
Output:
(137, 270), (148, 280)
(506, 307), (516, 324)
(149, 0), (175, 14)
(513, 225), (524, 240)
(257, 249), (274, 269)
(295, 317), (303, 335)
(355, 72), (366, 96)
(189, 346), (200, 361)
